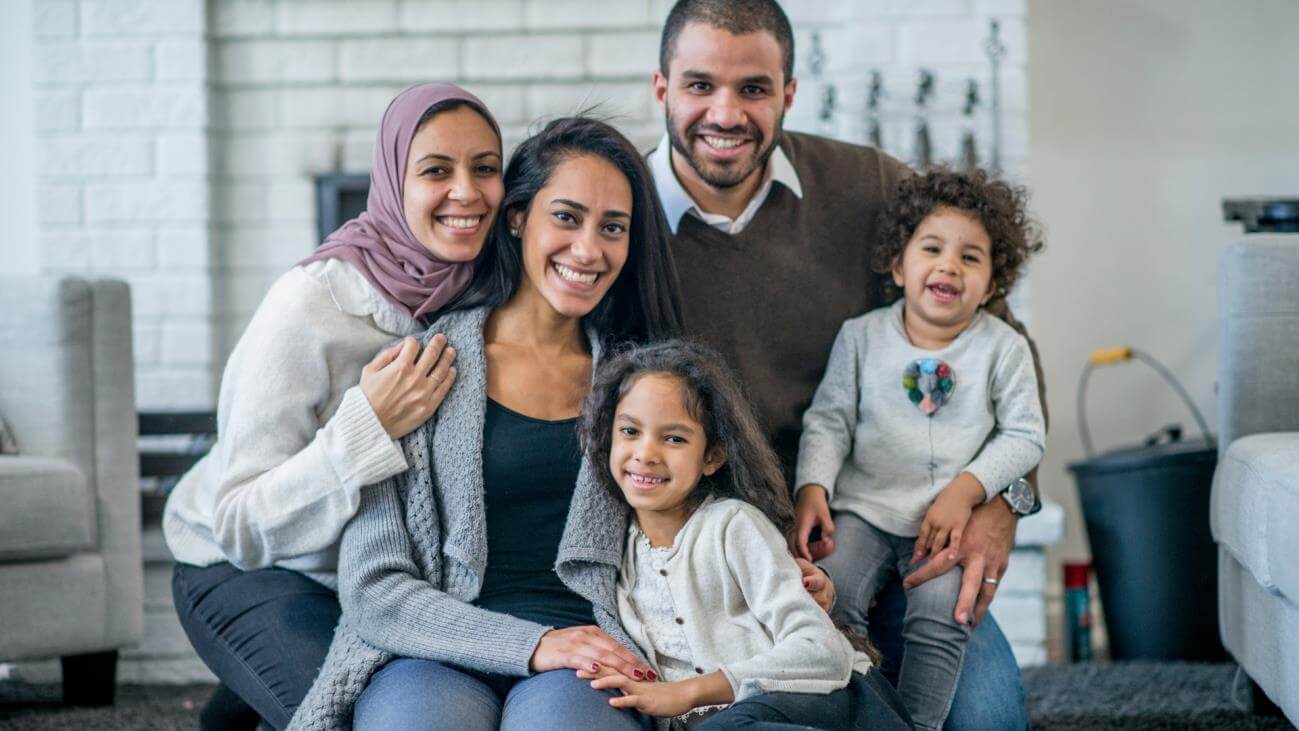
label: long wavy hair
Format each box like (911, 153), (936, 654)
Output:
(579, 339), (793, 534)
(580, 339), (882, 662)
(449, 116), (684, 345)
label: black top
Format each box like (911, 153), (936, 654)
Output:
(474, 398), (596, 629)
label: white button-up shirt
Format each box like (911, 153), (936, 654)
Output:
(647, 133), (804, 235)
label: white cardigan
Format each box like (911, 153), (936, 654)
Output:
(163, 259), (419, 588)
(617, 498), (871, 701)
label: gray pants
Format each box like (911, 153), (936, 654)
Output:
(820, 511), (969, 731)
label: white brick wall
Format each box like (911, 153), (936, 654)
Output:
(32, 0), (215, 409)
(199, 0), (1027, 375)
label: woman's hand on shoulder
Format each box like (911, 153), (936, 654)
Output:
(360, 334), (457, 440)
(529, 625), (655, 682)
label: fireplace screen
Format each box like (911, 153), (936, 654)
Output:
(315, 173), (370, 245)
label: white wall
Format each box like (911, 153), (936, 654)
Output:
(1028, 1), (1299, 570)
(0, 0), (38, 276)
(29, 0), (214, 409)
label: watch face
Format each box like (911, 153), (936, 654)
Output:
(1005, 479), (1035, 513)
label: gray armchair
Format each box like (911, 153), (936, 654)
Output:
(0, 276), (143, 704)
(1212, 236), (1299, 723)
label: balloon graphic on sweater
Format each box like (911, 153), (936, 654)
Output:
(903, 358), (955, 416)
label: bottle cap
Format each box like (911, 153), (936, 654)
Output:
(1064, 561), (1091, 589)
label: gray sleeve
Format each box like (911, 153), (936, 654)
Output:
(337, 475), (550, 677)
(963, 335), (1047, 499)
(795, 323), (861, 500)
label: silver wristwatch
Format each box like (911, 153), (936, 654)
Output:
(1000, 477), (1039, 516)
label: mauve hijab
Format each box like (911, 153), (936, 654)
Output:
(301, 83), (501, 321)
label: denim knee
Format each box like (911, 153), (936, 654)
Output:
(354, 658), (499, 731)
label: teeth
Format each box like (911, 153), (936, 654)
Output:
(555, 263), (597, 284)
(629, 473), (666, 485)
(703, 135), (743, 150)
(438, 216), (481, 229)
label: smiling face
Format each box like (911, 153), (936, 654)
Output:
(653, 22), (795, 190)
(510, 153), (634, 320)
(893, 206), (996, 334)
(610, 373), (725, 523)
(402, 104), (504, 262)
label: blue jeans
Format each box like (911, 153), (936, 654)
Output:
(866, 550), (1029, 730)
(353, 658), (650, 730)
(697, 668), (913, 730)
(172, 562), (340, 731)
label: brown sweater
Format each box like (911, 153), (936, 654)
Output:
(665, 132), (1046, 481)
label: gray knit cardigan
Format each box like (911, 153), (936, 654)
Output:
(288, 306), (642, 730)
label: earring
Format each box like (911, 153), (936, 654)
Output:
(509, 227), (520, 238)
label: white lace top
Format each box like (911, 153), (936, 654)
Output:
(627, 526), (731, 726)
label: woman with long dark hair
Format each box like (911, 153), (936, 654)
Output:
(289, 116), (683, 730)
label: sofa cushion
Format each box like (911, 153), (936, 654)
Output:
(1212, 433), (1299, 601)
(0, 456), (93, 561)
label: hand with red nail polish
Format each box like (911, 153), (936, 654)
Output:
(530, 625), (653, 681)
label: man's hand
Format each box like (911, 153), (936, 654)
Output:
(795, 557), (836, 613)
(793, 484), (836, 561)
(904, 497), (1017, 627)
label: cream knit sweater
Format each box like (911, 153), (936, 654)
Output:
(619, 499), (872, 702)
(162, 259), (418, 588)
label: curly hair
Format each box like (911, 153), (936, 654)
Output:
(579, 339), (793, 536)
(872, 167), (1044, 306)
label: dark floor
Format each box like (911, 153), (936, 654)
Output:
(0, 662), (1294, 729)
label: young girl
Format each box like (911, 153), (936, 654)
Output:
(578, 340), (913, 731)
(793, 168), (1046, 731)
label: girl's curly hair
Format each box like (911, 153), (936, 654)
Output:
(579, 339), (794, 535)
(872, 167), (1044, 306)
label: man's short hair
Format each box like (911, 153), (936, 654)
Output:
(659, 0), (796, 82)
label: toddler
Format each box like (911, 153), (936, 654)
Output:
(794, 168), (1046, 730)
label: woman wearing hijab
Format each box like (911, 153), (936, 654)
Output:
(163, 83), (504, 730)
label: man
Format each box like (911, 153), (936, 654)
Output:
(647, 1), (1044, 728)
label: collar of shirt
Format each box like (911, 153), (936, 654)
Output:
(647, 133), (804, 235)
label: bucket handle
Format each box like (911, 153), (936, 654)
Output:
(1076, 347), (1214, 457)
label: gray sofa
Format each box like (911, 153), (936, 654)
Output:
(0, 277), (143, 705)
(1212, 236), (1299, 723)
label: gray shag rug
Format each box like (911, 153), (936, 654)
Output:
(0, 662), (1293, 729)
(1021, 662), (1293, 730)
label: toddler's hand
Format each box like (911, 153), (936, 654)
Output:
(794, 484), (836, 561)
(913, 472), (986, 564)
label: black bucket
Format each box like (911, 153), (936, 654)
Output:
(1067, 437), (1227, 661)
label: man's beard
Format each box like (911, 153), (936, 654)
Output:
(665, 103), (783, 190)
